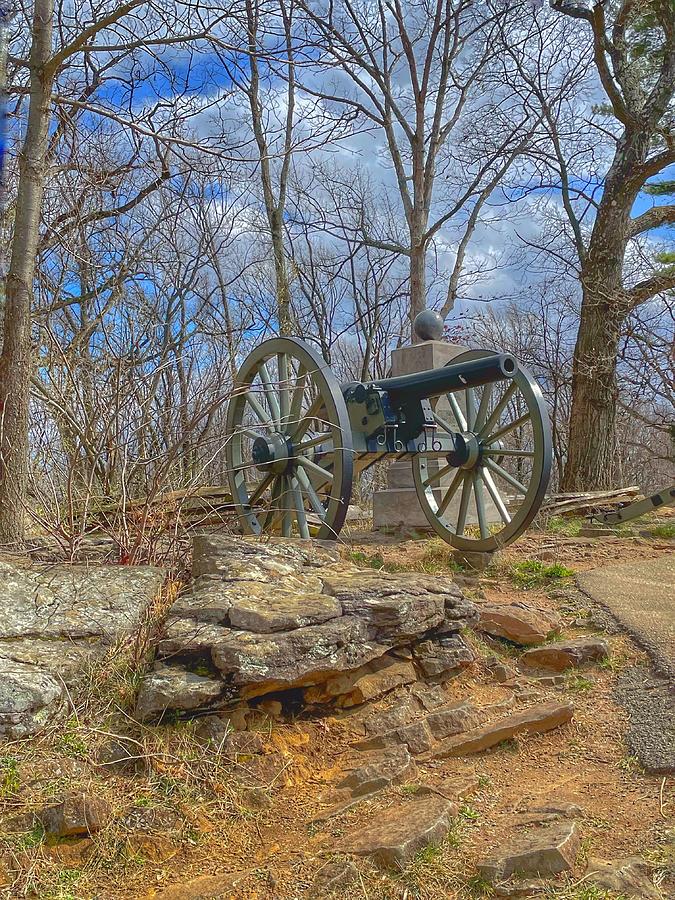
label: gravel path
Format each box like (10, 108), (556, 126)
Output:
(577, 555), (674, 679)
(577, 555), (675, 774)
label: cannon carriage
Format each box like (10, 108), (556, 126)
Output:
(225, 315), (552, 552)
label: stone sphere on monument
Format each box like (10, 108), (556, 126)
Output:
(413, 309), (444, 342)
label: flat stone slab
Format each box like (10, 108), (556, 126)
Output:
(192, 533), (342, 580)
(211, 616), (382, 695)
(321, 571), (449, 640)
(341, 795), (457, 869)
(0, 657), (66, 739)
(584, 856), (662, 899)
(337, 746), (416, 797)
(304, 655), (416, 707)
(425, 701), (574, 758)
(520, 638), (609, 672)
(135, 665), (228, 720)
(478, 603), (561, 646)
(478, 820), (580, 881)
(577, 556), (675, 679)
(228, 588), (341, 633)
(0, 562), (164, 640)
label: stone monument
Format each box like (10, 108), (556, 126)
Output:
(372, 310), (495, 532)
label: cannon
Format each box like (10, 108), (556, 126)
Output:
(225, 313), (552, 552)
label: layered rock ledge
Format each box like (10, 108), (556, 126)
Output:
(0, 561), (165, 738)
(136, 534), (479, 719)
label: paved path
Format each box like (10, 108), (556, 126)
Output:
(577, 555), (674, 774)
(577, 555), (674, 678)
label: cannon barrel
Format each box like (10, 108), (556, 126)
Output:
(372, 353), (518, 403)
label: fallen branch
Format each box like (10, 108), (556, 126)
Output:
(541, 486), (641, 516)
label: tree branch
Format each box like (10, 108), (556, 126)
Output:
(630, 205), (675, 237)
(629, 269), (675, 306)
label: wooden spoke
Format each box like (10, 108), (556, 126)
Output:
(278, 353), (290, 423)
(295, 434), (332, 453)
(485, 412), (531, 445)
(287, 369), (308, 431)
(473, 470), (490, 540)
(280, 476), (293, 537)
(482, 468), (511, 524)
(290, 475), (310, 539)
(465, 388), (477, 431)
(258, 362), (281, 426)
(296, 465), (327, 519)
(485, 458), (528, 495)
(455, 473), (472, 536)
(436, 468), (464, 517)
(447, 393), (468, 432)
(474, 382), (492, 433)
(298, 455), (334, 484)
(292, 394), (323, 442)
(479, 381), (517, 439)
(483, 447), (534, 458)
(245, 391), (273, 427)
(248, 472), (274, 507)
(433, 412), (459, 435)
(266, 475), (284, 530)
(242, 426), (266, 440)
(422, 461), (456, 488)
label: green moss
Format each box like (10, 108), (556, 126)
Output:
(644, 523), (675, 539)
(413, 842), (444, 865)
(565, 674), (595, 693)
(546, 516), (584, 536)
(7, 822), (45, 851)
(465, 873), (495, 897)
(458, 804), (480, 822)
(0, 755), (20, 797)
(508, 559), (575, 589)
(54, 719), (89, 759)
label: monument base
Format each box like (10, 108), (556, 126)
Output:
(372, 339), (499, 533)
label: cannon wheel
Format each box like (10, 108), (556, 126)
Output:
(412, 349), (552, 552)
(226, 337), (353, 540)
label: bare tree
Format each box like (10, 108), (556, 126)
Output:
(298, 0), (537, 334)
(0, 0), (227, 543)
(547, 0), (675, 489)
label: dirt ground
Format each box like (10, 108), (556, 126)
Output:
(1, 520), (673, 900)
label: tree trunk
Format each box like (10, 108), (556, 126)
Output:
(270, 209), (292, 335)
(0, 1), (53, 545)
(562, 127), (650, 491)
(562, 284), (622, 491)
(409, 242), (426, 340)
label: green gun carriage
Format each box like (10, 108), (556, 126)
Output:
(225, 316), (552, 553)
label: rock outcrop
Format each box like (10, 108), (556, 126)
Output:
(0, 561), (164, 738)
(423, 700), (574, 759)
(137, 534), (479, 717)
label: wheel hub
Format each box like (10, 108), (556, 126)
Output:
(252, 433), (294, 474)
(446, 432), (481, 470)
